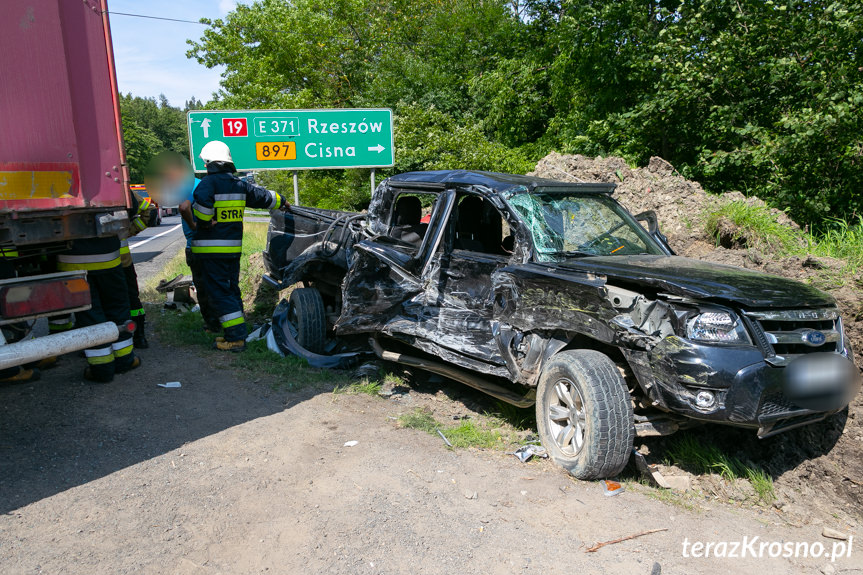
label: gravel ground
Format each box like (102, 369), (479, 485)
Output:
(1, 331), (859, 574)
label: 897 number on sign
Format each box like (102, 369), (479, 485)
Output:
(255, 142), (297, 161)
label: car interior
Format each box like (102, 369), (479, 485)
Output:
(387, 192), (514, 256)
(389, 194), (428, 247)
(452, 195), (511, 256)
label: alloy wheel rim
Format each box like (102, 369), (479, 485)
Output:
(546, 378), (586, 456)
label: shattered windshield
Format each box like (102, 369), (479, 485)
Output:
(506, 191), (663, 261)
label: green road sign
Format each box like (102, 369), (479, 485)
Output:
(187, 109), (394, 172)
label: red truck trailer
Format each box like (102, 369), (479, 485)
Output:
(0, 0), (131, 371)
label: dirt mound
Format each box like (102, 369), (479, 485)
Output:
(530, 152), (796, 255)
(532, 152), (863, 524)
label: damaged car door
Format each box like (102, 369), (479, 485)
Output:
(335, 190), (455, 335)
(418, 193), (515, 370)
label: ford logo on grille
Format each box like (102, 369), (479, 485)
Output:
(801, 329), (827, 347)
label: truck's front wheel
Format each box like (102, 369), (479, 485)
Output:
(536, 350), (634, 480)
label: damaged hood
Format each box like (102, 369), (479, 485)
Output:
(549, 255), (835, 309)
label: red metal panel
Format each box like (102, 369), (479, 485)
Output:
(0, 0), (127, 213)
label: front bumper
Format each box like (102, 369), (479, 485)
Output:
(625, 336), (860, 437)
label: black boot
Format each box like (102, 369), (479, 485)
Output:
(133, 315), (149, 349)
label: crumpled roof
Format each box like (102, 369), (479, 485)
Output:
(386, 170), (616, 195)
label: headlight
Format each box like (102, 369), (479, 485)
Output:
(686, 311), (751, 344)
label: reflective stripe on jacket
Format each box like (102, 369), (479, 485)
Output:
(57, 237), (122, 273)
(191, 170), (282, 257)
(120, 238), (132, 267)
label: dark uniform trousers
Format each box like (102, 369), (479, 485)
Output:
(197, 257), (245, 341)
(57, 237), (136, 381)
(185, 248), (220, 331)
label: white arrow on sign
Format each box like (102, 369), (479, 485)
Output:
(368, 144), (385, 153)
(201, 118), (211, 138)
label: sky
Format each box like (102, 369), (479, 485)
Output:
(109, 0), (243, 107)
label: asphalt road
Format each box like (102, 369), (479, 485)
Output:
(129, 215), (186, 283)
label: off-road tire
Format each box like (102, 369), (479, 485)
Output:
(536, 350), (634, 480)
(288, 287), (326, 354)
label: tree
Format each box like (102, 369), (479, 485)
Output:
(119, 93), (192, 183)
(188, 0), (863, 222)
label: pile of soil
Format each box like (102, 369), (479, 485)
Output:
(532, 152), (863, 523)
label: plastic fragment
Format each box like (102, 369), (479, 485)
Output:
(511, 444), (548, 463)
(602, 480), (624, 497)
(343, 440), (359, 447)
(158, 381), (181, 388)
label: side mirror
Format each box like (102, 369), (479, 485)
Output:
(634, 210), (675, 255)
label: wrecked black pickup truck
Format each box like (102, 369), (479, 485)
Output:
(263, 170), (860, 479)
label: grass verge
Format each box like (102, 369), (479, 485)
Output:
(151, 305), (344, 391)
(145, 221), (343, 391)
(703, 200), (863, 291)
(704, 201), (803, 254)
(664, 435), (776, 504)
(397, 407), (518, 450)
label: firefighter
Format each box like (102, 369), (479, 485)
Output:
(179, 178), (220, 333)
(191, 140), (286, 352)
(57, 207), (143, 383)
(120, 190), (156, 348)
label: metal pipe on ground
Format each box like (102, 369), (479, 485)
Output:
(0, 322), (119, 370)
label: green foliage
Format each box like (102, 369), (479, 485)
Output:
(120, 93), (192, 183)
(333, 379), (383, 396)
(187, 0), (863, 223)
(397, 408), (438, 433)
(397, 408), (512, 449)
(121, 121), (164, 184)
(665, 435), (775, 503)
(540, 0), (863, 223)
(807, 217), (863, 272)
(704, 201), (804, 253)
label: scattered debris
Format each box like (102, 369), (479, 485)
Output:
(354, 362), (380, 379)
(821, 526), (849, 541)
(511, 444), (548, 463)
(463, 490), (477, 500)
(157, 382), (181, 389)
(156, 274), (196, 307)
(632, 449), (691, 491)
(270, 299), (362, 368)
(343, 440), (359, 447)
(585, 528), (669, 553)
(602, 480), (624, 497)
(246, 323), (271, 343)
(437, 429), (452, 447)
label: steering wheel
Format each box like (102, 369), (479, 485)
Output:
(579, 232), (626, 255)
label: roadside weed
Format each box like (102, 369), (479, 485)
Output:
(665, 435), (775, 504)
(397, 408), (515, 450)
(333, 379), (383, 396)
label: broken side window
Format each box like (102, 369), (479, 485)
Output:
(450, 194), (511, 256)
(387, 192), (435, 248)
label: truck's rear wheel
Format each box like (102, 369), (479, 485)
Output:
(288, 287), (326, 354)
(536, 350), (634, 480)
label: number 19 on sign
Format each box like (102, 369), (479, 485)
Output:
(255, 142), (297, 161)
(222, 118), (248, 137)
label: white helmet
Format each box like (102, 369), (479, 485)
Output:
(200, 140), (233, 164)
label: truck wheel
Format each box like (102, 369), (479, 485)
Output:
(536, 350), (634, 480)
(288, 287), (326, 354)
